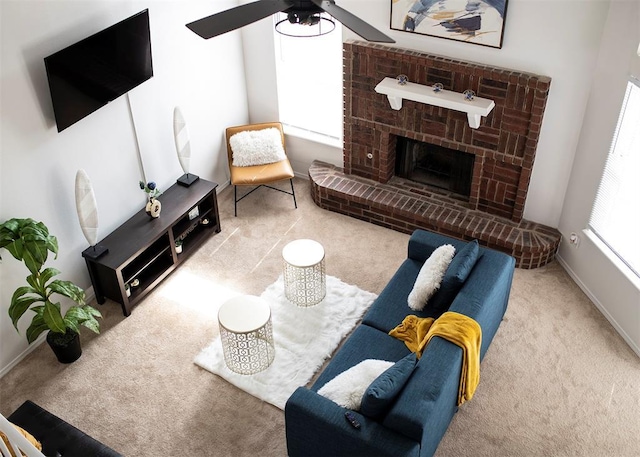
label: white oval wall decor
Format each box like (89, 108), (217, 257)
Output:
(173, 106), (191, 174)
(75, 169), (99, 247)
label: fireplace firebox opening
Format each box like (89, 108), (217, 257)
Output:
(395, 137), (475, 198)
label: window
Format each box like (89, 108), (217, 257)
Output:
(273, 17), (343, 140)
(588, 78), (640, 278)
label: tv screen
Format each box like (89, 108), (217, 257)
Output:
(44, 9), (153, 132)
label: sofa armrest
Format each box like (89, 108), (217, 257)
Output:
(407, 230), (469, 264)
(285, 387), (420, 457)
(7, 401), (122, 457)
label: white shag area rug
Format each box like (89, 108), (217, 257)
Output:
(194, 275), (377, 409)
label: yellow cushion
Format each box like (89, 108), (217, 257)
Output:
(0, 423), (42, 456)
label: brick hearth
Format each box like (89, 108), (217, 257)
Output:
(310, 161), (559, 269)
(310, 41), (561, 268)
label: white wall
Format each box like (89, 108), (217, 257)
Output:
(557, 0), (640, 356)
(0, 0), (249, 373)
(243, 0), (610, 228)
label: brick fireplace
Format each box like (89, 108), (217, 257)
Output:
(310, 41), (562, 268)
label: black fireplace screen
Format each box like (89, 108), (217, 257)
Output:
(395, 137), (474, 198)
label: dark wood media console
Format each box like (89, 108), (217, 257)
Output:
(82, 178), (221, 316)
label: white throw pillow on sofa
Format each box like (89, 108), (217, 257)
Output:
(230, 128), (287, 167)
(317, 359), (394, 410)
(407, 244), (456, 311)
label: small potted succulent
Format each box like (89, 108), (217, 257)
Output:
(0, 218), (102, 363)
(175, 239), (183, 254)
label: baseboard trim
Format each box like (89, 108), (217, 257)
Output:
(217, 180), (230, 192)
(0, 334), (47, 379)
(556, 254), (640, 358)
(0, 286), (98, 379)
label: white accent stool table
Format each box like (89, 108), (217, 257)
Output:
(282, 239), (326, 307)
(218, 295), (275, 375)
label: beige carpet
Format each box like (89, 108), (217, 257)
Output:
(1, 178), (639, 456)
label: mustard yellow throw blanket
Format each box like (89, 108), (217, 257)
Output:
(389, 312), (482, 406)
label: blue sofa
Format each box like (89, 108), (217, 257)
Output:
(285, 229), (516, 457)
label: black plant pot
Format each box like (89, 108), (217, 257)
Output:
(46, 330), (82, 364)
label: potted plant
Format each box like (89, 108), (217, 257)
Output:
(0, 218), (102, 363)
(175, 239), (183, 254)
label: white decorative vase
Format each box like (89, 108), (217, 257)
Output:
(146, 198), (162, 218)
(75, 169), (108, 258)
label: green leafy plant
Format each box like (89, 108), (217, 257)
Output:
(0, 218), (101, 344)
(139, 180), (161, 199)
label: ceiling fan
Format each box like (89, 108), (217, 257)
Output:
(186, 0), (394, 43)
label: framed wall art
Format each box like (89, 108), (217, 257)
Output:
(390, 0), (509, 49)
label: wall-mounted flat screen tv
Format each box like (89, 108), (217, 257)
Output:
(44, 9), (153, 132)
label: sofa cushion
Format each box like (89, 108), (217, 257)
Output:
(428, 240), (480, 312)
(382, 336), (465, 446)
(311, 325), (411, 392)
(407, 244), (455, 311)
(317, 359), (394, 410)
(360, 353), (418, 419)
(361, 259), (444, 334)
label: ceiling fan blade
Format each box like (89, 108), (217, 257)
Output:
(313, 0), (394, 43)
(187, 0), (293, 39)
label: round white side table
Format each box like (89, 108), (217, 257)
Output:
(282, 239), (326, 307)
(218, 295), (275, 375)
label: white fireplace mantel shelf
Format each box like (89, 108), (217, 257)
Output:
(374, 77), (495, 129)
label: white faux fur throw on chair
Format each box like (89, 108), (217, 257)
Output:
(230, 127), (287, 167)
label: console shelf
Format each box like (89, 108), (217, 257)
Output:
(83, 178), (220, 316)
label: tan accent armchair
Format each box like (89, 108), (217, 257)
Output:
(225, 122), (297, 216)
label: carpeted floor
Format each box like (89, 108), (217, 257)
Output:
(1, 177), (639, 456)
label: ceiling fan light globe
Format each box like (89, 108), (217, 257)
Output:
(276, 12), (335, 37)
